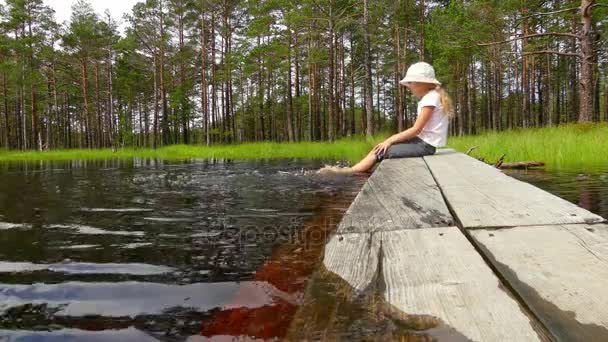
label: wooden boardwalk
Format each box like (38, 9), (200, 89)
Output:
(288, 149), (607, 341)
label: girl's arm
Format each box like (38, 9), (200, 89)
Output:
(374, 106), (434, 155)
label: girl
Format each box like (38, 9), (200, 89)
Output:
(320, 61), (454, 174)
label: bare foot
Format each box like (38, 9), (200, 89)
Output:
(317, 165), (355, 175)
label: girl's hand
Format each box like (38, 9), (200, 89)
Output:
(373, 139), (393, 156)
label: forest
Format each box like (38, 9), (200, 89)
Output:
(0, 0), (606, 150)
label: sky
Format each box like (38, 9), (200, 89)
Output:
(1, 0), (143, 33)
(45, 0), (143, 25)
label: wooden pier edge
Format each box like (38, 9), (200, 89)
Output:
(287, 156), (552, 341)
(424, 148), (608, 341)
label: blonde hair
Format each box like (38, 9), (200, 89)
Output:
(418, 83), (455, 118)
(436, 86), (454, 119)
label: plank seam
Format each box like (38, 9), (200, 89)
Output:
(334, 225), (456, 236)
(464, 220), (608, 232)
(422, 155), (555, 341)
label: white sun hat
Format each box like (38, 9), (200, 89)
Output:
(399, 62), (441, 86)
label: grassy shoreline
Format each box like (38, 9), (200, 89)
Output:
(0, 123), (606, 170)
(447, 123), (608, 170)
(0, 139), (377, 164)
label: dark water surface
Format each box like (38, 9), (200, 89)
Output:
(0, 159), (366, 341)
(505, 167), (608, 219)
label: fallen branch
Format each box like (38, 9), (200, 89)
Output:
(498, 161), (546, 169)
(494, 154), (506, 168)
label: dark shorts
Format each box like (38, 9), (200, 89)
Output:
(376, 137), (436, 161)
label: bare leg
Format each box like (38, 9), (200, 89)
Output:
(350, 149), (378, 173)
(317, 149), (378, 175)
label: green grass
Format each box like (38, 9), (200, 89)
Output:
(448, 123), (608, 170)
(0, 138), (384, 164)
(1, 124), (606, 170)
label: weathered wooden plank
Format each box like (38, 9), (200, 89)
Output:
(424, 152), (605, 228)
(289, 227), (550, 341)
(470, 223), (608, 341)
(337, 158), (454, 234)
(323, 232), (380, 292)
(382, 227), (548, 341)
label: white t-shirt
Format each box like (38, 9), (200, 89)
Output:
(416, 89), (449, 147)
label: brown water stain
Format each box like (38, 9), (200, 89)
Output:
(199, 187), (363, 340)
(286, 237), (472, 341)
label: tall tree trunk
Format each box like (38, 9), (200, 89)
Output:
(546, 54), (553, 126)
(153, 54), (159, 149)
(286, 30), (295, 142)
(220, 34), (226, 143)
(349, 33), (355, 136)
(95, 62), (102, 147)
(211, 15), (218, 143)
(456, 62), (464, 136)
(200, 7), (210, 146)
(468, 62), (476, 135)
(20, 42), (26, 150)
(294, 31), (301, 141)
(363, 0), (374, 138)
(80, 58), (91, 148)
(494, 48), (502, 130)
(138, 99), (144, 147)
(419, 0), (425, 60)
(327, 2), (336, 141)
(375, 54), (381, 127)
(159, 0), (170, 145)
(340, 34), (347, 137)
(178, 0), (189, 144)
(45, 78), (51, 149)
(143, 95), (150, 147)
(52, 65), (59, 148)
(267, 64), (274, 140)
(314, 64), (321, 140)
(229, 42), (236, 142)
(578, 0), (595, 122)
(107, 43), (114, 147)
(27, 15), (39, 150)
(521, 1), (530, 128)
(2, 71), (10, 148)
(256, 35), (265, 141)
(221, 1), (230, 143)
(395, 25), (404, 132)
(569, 16), (579, 122)
(307, 31), (314, 141)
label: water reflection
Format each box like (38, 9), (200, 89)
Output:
(505, 168), (608, 218)
(0, 327), (161, 342)
(0, 262), (173, 275)
(0, 281), (294, 317)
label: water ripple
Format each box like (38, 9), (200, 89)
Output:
(0, 262), (173, 275)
